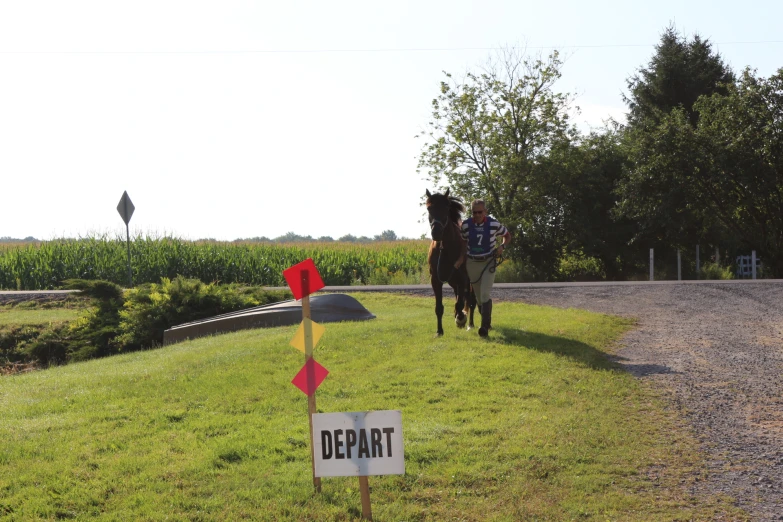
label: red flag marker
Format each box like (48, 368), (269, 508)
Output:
(292, 358), (329, 396)
(283, 258), (325, 300)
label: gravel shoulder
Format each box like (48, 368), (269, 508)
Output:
(433, 283), (783, 521)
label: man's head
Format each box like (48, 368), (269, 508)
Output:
(471, 199), (487, 224)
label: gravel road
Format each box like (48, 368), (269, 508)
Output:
(408, 282), (783, 521)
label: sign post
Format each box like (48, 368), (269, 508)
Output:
(116, 191), (135, 287)
(284, 259), (327, 494)
(283, 259), (403, 520)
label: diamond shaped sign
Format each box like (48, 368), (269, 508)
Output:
(117, 191), (135, 225)
(283, 258), (325, 300)
(291, 358), (329, 396)
(290, 318), (326, 353)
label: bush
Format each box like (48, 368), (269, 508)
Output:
(700, 262), (734, 280)
(22, 279), (126, 364)
(16, 277), (291, 366)
(554, 253), (606, 282)
(116, 277), (291, 351)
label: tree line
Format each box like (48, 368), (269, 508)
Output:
(417, 26), (783, 280)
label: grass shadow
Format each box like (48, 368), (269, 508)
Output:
(493, 326), (619, 371)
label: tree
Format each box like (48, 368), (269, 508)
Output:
(373, 230), (398, 241)
(690, 69), (783, 276)
(625, 25), (734, 128)
(417, 47), (578, 279)
(619, 26), (735, 249)
(567, 126), (639, 280)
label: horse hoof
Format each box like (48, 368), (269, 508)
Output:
(435, 332), (444, 338)
(478, 327), (488, 338)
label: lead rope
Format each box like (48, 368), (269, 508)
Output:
(468, 253), (505, 285)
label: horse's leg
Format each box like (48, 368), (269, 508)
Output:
(432, 277), (444, 336)
(452, 281), (467, 328)
(467, 285), (477, 329)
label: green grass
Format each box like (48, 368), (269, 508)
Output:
(0, 307), (83, 326)
(0, 294), (744, 520)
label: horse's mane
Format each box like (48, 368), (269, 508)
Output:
(426, 192), (466, 225)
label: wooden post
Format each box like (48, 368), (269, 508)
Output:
(677, 249), (681, 281)
(696, 245), (700, 279)
(301, 270), (322, 493)
(649, 248), (654, 281)
(715, 246), (720, 266)
(752, 250), (757, 280)
(359, 476), (372, 520)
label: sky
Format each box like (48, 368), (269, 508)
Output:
(1, 0), (781, 241)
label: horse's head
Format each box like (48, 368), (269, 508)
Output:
(425, 188), (464, 241)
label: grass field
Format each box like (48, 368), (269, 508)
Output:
(0, 307), (83, 326)
(0, 294), (744, 520)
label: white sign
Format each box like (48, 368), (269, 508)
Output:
(312, 410), (404, 477)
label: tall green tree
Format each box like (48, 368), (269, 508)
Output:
(625, 25), (734, 128)
(417, 48), (578, 279)
(692, 69), (783, 276)
(566, 126), (638, 280)
(619, 26), (735, 249)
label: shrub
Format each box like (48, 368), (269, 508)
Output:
(116, 277), (291, 351)
(16, 277), (291, 366)
(700, 262), (734, 280)
(555, 253), (606, 282)
(22, 279), (126, 364)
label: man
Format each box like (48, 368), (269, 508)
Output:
(461, 199), (511, 337)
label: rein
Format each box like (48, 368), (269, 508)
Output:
(468, 254), (505, 284)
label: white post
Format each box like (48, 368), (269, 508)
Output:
(696, 245), (700, 279)
(752, 250), (757, 280)
(715, 246), (720, 266)
(649, 248), (654, 281)
(677, 249), (681, 281)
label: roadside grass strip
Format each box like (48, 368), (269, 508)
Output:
(0, 307), (82, 327)
(0, 294), (744, 520)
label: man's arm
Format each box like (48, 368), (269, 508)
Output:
(497, 230), (511, 256)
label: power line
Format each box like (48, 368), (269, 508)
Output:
(1, 40), (783, 55)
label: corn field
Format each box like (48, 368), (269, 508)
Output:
(0, 237), (430, 290)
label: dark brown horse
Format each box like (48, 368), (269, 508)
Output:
(426, 189), (476, 336)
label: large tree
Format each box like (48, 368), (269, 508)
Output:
(619, 68), (783, 276)
(619, 26), (735, 249)
(692, 69), (783, 275)
(625, 25), (734, 128)
(567, 126), (639, 280)
(417, 48), (578, 279)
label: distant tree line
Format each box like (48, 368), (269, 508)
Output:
(417, 25), (783, 279)
(231, 229), (406, 243)
(0, 237), (38, 242)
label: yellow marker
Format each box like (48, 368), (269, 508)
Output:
(290, 318), (326, 353)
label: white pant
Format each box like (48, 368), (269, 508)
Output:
(466, 258), (495, 304)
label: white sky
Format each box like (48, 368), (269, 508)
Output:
(1, 0), (781, 241)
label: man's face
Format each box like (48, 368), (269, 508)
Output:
(471, 205), (486, 224)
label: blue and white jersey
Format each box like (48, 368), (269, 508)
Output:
(461, 217), (508, 257)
